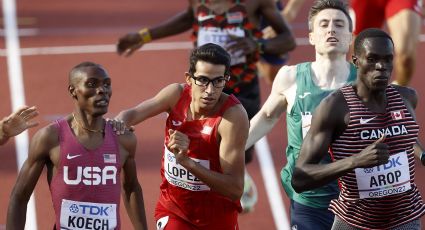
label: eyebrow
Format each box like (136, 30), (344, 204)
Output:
(318, 19), (346, 24)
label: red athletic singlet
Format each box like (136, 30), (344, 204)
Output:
(155, 84), (241, 229)
(50, 118), (121, 230)
(329, 85), (425, 229)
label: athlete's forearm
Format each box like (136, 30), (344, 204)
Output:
(7, 199), (28, 230)
(182, 159), (243, 200)
(292, 156), (357, 193)
(123, 184), (147, 230)
(263, 32), (296, 55)
(0, 119), (10, 145)
(246, 110), (280, 150)
(149, 8), (194, 41)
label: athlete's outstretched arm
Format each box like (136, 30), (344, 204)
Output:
(169, 105), (249, 200)
(116, 83), (182, 127)
(245, 65), (295, 149)
(120, 132), (147, 230)
(292, 91), (390, 192)
(117, 6), (194, 56)
(7, 125), (57, 229)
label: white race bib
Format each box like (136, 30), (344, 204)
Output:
(301, 112), (312, 139)
(198, 27), (246, 66)
(60, 199), (117, 230)
(355, 151), (411, 198)
(164, 146), (210, 191)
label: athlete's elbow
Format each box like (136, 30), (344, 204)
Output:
(291, 167), (309, 193)
(228, 182), (243, 201)
(230, 191), (243, 201)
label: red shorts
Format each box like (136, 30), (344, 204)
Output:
(155, 201), (239, 230)
(351, 0), (423, 35)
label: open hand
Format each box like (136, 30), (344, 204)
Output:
(117, 33), (144, 57)
(2, 106), (39, 137)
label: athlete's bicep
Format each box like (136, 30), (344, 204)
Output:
(262, 65), (296, 116)
(120, 132), (139, 187)
(297, 93), (343, 165)
(118, 83), (182, 125)
(218, 105), (248, 179)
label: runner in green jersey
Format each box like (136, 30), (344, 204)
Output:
(246, 0), (356, 229)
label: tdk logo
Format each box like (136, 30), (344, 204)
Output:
(69, 204), (110, 216)
(69, 204), (79, 213)
(376, 156), (402, 171)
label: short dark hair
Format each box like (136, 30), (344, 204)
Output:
(188, 43), (231, 76)
(354, 28), (394, 55)
(68, 61), (107, 85)
(308, 0), (353, 32)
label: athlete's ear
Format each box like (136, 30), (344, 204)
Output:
(68, 85), (77, 99)
(185, 72), (192, 85)
(352, 55), (358, 68)
(308, 32), (315, 45)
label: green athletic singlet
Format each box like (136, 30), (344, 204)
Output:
(281, 62), (356, 208)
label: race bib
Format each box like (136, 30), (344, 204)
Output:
(197, 27), (246, 66)
(60, 199), (117, 230)
(164, 146), (210, 191)
(355, 151), (411, 198)
(301, 112), (312, 139)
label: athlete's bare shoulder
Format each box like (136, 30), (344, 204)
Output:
(274, 65), (297, 91)
(25, 121), (59, 162)
(35, 122), (59, 146)
(391, 84), (418, 108)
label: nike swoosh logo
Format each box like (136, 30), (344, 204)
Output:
(172, 120), (182, 126)
(299, 92), (311, 99)
(198, 15), (215, 22)
(66, 153), (81, 160)
(360, 116), (377, 124)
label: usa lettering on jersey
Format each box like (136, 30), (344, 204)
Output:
(63, 166), (117, 185)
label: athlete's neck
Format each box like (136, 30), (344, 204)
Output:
(311, 55), (350, 89)
(72, 112), (105, 134)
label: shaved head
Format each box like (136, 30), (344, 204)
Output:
(68, 62), (107, 86)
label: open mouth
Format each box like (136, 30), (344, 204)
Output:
(95, 99), (109, 107)
(326, 37), (338, 42)
(201, 97), (214, 104)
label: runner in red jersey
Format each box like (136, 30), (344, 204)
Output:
(7, 62), (147, 230)
(116, 43), (249, 229)
(116, 0), (295, 213)
(292, 29), (425, 229)
(350, 0), (423, 86)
